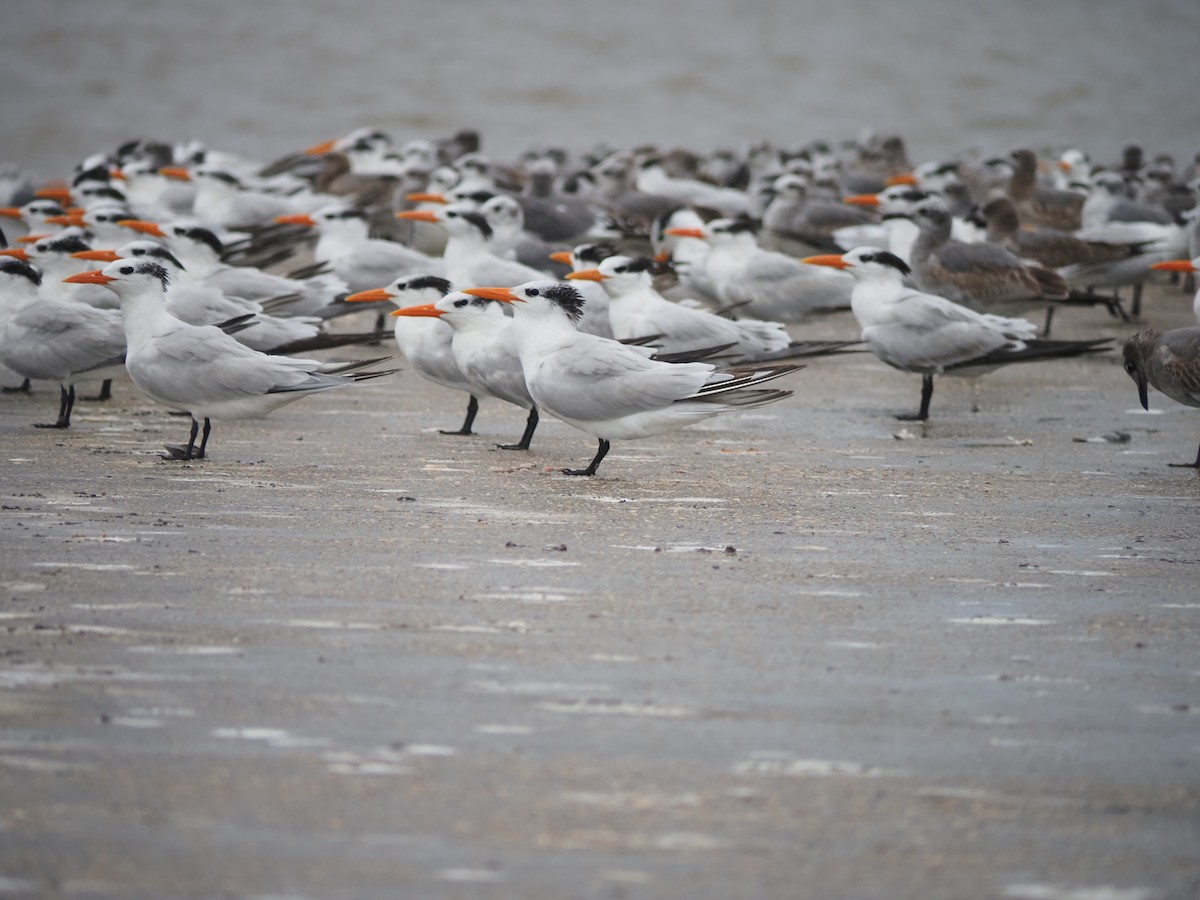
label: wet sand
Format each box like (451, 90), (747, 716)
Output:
(1, 285), (1199, 898)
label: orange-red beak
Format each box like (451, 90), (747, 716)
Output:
(64, 269), (115, 285)
(158, 166), (191, 181)
(565, 268), (604, 282)
(390, 303), (445, 318)
(0, 247), (30, 260)
(45, 213), (84, 227)
(396, 210), (439, 223)
(117, 219), (166, 237)
(1149, 260), (1197, 273)
(843, 193), (880, 207)
(884, 173), (917, 187)
(35, 185), (72, 204)
(664, 227), (706, 239)
(0, 207), (22, 219)
(548, 251), (573, 266)
(71, 249), (122, 262)
(17, 234), (49, 244)
(304, 139), (337, 156)
(345, 288), (395, 303)
(802, 254), (850, 270)
(404, 192), (447, 204)
(274, 214), (316, 227)
(463, 286), (522, 303)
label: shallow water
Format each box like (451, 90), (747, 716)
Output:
(3, 0), (1198, 177)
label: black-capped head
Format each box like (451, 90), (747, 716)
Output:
(515, 281), (586, 323)
(396, 274), (452, 295)
(573, 242), (616, 265)
(170, 223), (225, 257)
(0, 256), (42, 287)
(125, 243), (185, 271)
(35, 233), (93, 256)
(111, 258), (171, 291)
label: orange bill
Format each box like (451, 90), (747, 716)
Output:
(117, 219), (166, 237)
(64, 269), (115, 284)
(71, 249), (121, 262)
(390, 303), (444, 317)
(664, 227), (706, 239)
(345, 288), (394, 303)
(801, 254), (850, 269)
(404, 192), (447, 204)
(565, 268), (604, 282)
(274, 214), (316, 227)
(843, 193), (880, 206)
(1149, 260), (1196, 273)
(463, 287), (521, 303)
(396, 210), (439, 223)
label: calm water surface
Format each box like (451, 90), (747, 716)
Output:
(3, 0), (1197, 177)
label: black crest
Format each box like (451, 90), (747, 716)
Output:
(458, 210), (493, 241)
(37, 234), (92, 255)
(400, 274), (452, 295)
(130, 244), (186, 271)
(574, 242), (616, 265)
(175, 225), (225, 257)
(0, 256), (42, 287)
(867, 250), (911, 277)
(117, 260), (171, 290)
(530, 283), (585, 323)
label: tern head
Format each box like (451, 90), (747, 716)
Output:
(479, 194), (524, 232)
(567, 255), (655, 293)
(0, 256), (42, 291)
(803, 247), (911, 279)
(346, 274), (452, 307)
(164, 222), (223, 256)
(64, 258), (171, 293)
(0, 199), (65, 222)
(464, 280), (586, 324)
(398, 203), (493, 241)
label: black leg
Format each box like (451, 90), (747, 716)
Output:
(162, 416), (202, 460)
(83, 379), (113, 402)
(496, 406), (538, 451)
(564, 438), (610, 476)
(35, 384), (74, 428)
(197, 418), (212, 458)
(2, 377), (31, 394)
(440, 395), (479, 436)
(895, 374), (933, 421)
(1041, 305), (1055, 337)
(1130, 282), (1143, 318)
(1167, 441), (1200, 469)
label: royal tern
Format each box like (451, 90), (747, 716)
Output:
(276, 205), (442, 293)
(668, 218), (853, 321)
(1122, 326), (1200, 468)
(0, 257), (125, 427)
(635, 158), (750, 217)
(141, 220), (348, 316)
(567, 254), (850, 362)
(461, 280), (798, 476)
(548, 243), (616, 339)
(344, 274), (480, 435)
(391, 291), (540, 450)
(804, 248), (1110, 420)
(65, 260), (397, 460)
(71, 242), (337, 353)
(397, 204), (550, 288)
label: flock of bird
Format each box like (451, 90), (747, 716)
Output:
(1, 127), (1198, 476)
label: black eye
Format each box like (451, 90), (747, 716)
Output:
(133, 248), (144, 255)
(120, 266), (134, 274)
(453, 298), (468, 308)
(1124, 361), (1137, 374)
(615, 266), (627, 274)
(526, 288), (540, 297)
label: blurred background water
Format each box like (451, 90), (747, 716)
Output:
(3, 0), (1197, 178)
